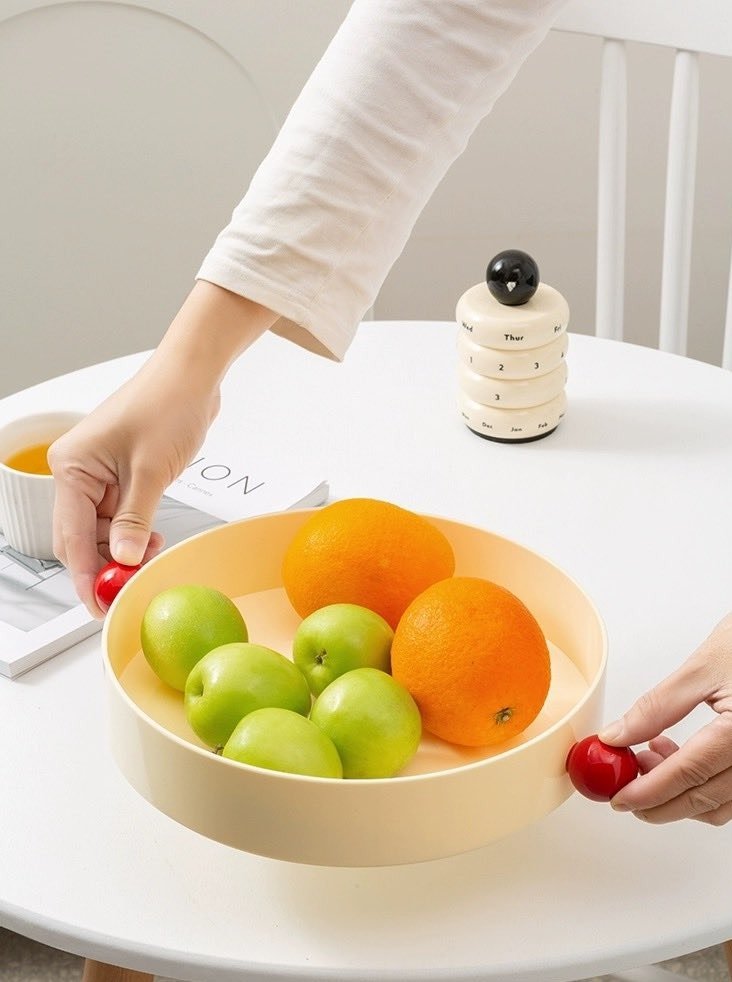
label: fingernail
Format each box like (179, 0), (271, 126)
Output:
(598, 720), (623, 743)
(112, 539), (143, 566)
(610, 801), (630, 812)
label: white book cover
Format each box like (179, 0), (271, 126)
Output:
(0, 436), (328, 679)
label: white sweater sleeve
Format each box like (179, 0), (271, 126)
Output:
(196, 0), (568, 361)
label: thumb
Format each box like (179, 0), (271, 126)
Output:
(599, 656), (711, 747)
(110, 472), (164, 567)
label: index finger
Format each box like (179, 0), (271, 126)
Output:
(612, 714), (732, 813)
(53, 477), (106, 617)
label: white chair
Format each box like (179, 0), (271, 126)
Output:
(549, 3), (732, 977)
(553, 0), (732, 368)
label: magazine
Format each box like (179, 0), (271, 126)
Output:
(0, 470), (329, 680)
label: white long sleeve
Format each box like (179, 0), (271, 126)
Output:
(196, 0), (568, 361)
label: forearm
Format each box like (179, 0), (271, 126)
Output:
(198, 0), (569, 360)
(149, 281), (278, 394)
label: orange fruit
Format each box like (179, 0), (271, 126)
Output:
(391, 576), (551, 747)
(282, 498), (455, 630)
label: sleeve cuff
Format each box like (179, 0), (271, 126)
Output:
(195, 256), (353, 363)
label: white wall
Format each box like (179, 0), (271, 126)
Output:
(2, 3), (731, 399)
(0, 0), (350, 396)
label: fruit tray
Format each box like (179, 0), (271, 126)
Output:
(103, 509), (607, 867)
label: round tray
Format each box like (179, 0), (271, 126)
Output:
(103, 508), (607, 867)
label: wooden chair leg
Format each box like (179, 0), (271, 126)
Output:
(724, 940), (732, 979)
(81, 958), (154, 982)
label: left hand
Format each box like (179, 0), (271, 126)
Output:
(599, 613), (732, 826)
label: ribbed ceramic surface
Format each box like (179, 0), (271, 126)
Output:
(0, 468), (56, 558)
(0, 411), (84, 560)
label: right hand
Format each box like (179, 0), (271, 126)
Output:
(49, 282), (278, 617)
(600, 612), (732, 826)
(49, 355), (220, 617)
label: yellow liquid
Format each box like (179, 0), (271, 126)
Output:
(4, 442), (53, 475)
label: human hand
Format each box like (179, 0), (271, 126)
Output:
(599, 612), (732, 826)
(49, 359), (218, 617)
(49, 282), (277, 617)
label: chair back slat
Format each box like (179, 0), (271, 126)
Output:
(552, 8), (732, 365)
(555, 0), (732, 58)
(658, 50), (699, 357)
(595, 38), (627, 343)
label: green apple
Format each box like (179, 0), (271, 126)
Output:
(309, 667), (421, 779)
(292, 603), (394, 696)
(223, 707), (343, 778)
(185, 642), (311, 750)
(141, 584), (248, 691)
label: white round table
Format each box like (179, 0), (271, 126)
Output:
(1, 322), (732, 982)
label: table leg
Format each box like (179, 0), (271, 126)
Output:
(724, 940), (732, 979)
(81, 959), (154, 982)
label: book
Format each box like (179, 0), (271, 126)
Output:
(0, 451), (328, 679)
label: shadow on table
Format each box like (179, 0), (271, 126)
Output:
(560, 396), (731, 455)
(265, 801), (702, 973)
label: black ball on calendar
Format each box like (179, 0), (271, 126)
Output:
(486, 249), (539, 306)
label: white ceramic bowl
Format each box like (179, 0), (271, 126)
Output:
(103, 508), (607, 867)
(0, 410), (84, 559)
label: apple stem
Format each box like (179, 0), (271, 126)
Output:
(214, 746), (224, 755)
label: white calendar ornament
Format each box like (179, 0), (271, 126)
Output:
(456, 250), (569, 443)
